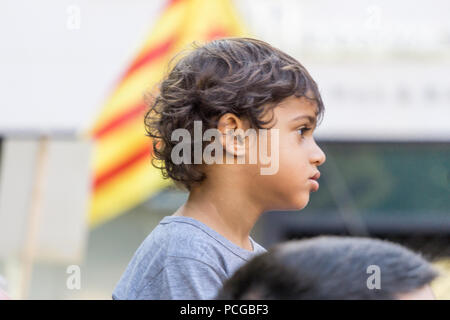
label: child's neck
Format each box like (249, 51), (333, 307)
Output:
(173, 188), (262, 252)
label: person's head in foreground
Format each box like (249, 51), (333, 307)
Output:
(145, 37), (326, 220)
(216, 236), (439, 300)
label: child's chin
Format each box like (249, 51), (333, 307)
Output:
(272, 193), (309, 211)
(288, 194), (309, 211)
(296, 202), (309, 211)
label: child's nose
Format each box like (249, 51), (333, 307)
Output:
(310, 141), (326, 166)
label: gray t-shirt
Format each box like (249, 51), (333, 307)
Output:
(112, 216), (267, 300)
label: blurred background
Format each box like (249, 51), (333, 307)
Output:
(0, 0), (449, 299)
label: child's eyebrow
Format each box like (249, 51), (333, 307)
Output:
(290, 115), (317, 126)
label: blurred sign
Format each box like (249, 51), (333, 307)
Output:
(311, 63), (450, 141)
(0, 137), (92, 264)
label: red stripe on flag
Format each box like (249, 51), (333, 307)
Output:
(93, 103), (147, 139)
(166, 0), (183, 9)
(94, 35), (177, 139)
(123, 36), (177, 79)
(207, 28), (229, 41)
(93, 144), (153, 190)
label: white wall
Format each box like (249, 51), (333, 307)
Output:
(0, 0), (166, 134)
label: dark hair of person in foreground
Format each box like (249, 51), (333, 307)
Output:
(216, 236), (439, 300)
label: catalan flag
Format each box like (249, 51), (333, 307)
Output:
(84, 0), (250, 228)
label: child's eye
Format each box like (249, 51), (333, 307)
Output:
(297, 127), (311, 138)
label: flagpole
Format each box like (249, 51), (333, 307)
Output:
(18, 135), (49, 299)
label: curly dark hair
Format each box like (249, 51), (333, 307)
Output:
(144, 37), (325, 191)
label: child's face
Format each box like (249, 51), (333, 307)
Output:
(251, 95), (326, 211)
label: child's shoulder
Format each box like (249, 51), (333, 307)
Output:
(112, 216), (219, 299)
(147, 216), (266, 263)
(113, 215), (267, 299)
(137, 215), (218, 261)
(136, 215), (263, 269)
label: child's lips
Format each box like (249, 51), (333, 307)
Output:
(308, 171), (320, 192)
(309, 179), (319, 192)
(309, 171), (321, 180)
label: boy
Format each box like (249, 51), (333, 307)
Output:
(112, 37), (326, 299)
(216, 236), (439, 300)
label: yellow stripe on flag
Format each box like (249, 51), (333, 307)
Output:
(89, 155), (171, 227)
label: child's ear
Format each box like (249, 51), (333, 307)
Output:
(222, 130), (247, 158)
(217, 113), (247, 158)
